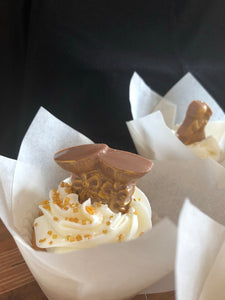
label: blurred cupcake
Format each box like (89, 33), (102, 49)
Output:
(127, 72), (225, 163)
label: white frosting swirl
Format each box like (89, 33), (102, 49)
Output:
(33, 177), (152, 253)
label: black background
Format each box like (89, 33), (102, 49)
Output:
(1, 0), (225, 159)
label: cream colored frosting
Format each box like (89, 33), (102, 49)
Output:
(33, 177), (152, 253)
(173, 122), (224, 162)
(186, 136), (222, 161)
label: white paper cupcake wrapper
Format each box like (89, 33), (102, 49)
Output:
(127, 72), (225, 299)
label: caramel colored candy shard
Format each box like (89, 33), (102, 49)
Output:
(177, 100), (212, 145)
(32, 228), (46, 252)
(54, 144), (153, 213)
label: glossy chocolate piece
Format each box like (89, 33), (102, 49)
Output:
(177, 100), (212, 145)
(54, 144), (153, 213)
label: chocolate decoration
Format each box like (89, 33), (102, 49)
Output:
(177, 100), (212, 145)
(54, 144), (153, 213)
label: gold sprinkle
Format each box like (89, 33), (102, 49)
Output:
(65, 217), (68, 221)
(66, 235), (71, 240)
(106, 221), (111, 226)
(109, 215), (113, 219)
(118, 234), (123, 242)
(69, 217), (79, 223)
(134, 211), (138, 215)
(39, 238), (46, 243)
(102, 229), (108, 234)
(82, 220), (87, 225)
(63, 206), (69, 211)
(53, 217), (59, 222)
(52, 196), (60, 202)
(64, 197), (70, 204)
(55, 204), (61, 209)
(65, 188), (72, 194)
(49, 241), (53, 245)
(96, 202), (101, 207)
(134, 198), (136, 201)
(47, 231), (52, 235)
(34, 222), (38, 227)
(52, 234), (57, 239)
(76, 234), (82, 241)
(64, 182), (70, 188)
(73, 208), (78, 213)
(40, 200), (49, 205)
(75, 203), (79, 208)
(52, 188), (57, 193)
(43, 204), (51, 211)
(138, 198), (141, 201)
(70, 236), (76, 242)
(70, 203), (76, 208)
(85, 206), (96, 215)
(139, 232), (144, 236)
(84, 234), (92, 239)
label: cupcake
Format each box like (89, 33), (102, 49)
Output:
(175, 100), (224, 162)
(1, 108), (176, 300)
(33, 144), (153, 253)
